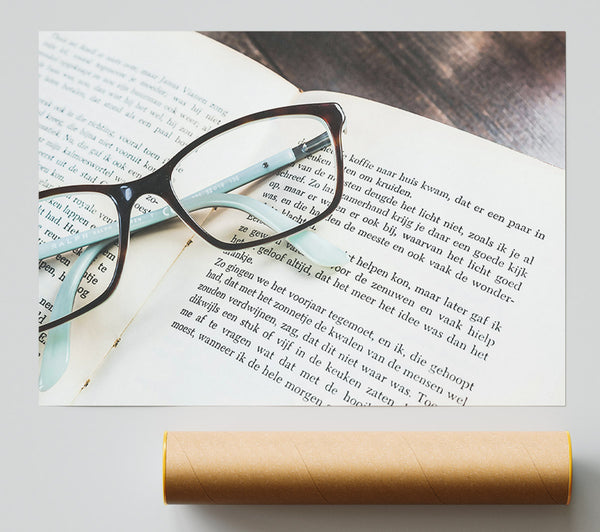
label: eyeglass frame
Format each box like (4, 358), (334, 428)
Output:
(38, 102), (346, 333)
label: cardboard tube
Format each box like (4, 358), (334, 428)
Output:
(163, 431), (572, 505)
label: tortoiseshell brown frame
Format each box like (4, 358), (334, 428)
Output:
(39, 102), (346, 332)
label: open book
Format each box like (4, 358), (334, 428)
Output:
(38, 32), (564, 405)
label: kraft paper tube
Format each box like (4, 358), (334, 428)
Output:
(163, 431), (572, 505)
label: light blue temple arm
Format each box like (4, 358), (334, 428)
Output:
(38, 132), (343, 266)
(39, 191), (347, 266)
(39, 191), (347, 391)
(195, 193), (348, 266)
(39, 240), (112, 392)
(37, 152), (293, 259)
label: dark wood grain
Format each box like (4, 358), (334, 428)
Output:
(203, 32), (565, 168)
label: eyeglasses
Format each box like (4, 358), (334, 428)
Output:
(38, 103), (347, 388)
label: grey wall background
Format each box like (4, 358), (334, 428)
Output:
(3, 1), (598, 531)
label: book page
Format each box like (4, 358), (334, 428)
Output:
(71, 91), (564, 406)
(38, 32), (300, 404)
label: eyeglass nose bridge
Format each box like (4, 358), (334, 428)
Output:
(111, 164), (175, 207)
(107, 167), (190, 239)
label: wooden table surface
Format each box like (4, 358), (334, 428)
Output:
(203, 32), (565, 168)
